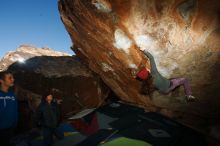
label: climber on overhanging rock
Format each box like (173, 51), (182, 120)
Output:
(136, 49), (196, 102)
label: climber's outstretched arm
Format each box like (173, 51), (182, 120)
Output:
(142, 50), (159, 75)
(143, 50), (153, 60)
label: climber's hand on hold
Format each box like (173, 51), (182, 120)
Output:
(139, 47), (147, 52)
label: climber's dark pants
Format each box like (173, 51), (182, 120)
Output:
(43, 127), (64, 146)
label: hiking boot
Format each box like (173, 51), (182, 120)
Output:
(186, 95), (196, 102)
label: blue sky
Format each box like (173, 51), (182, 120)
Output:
(0, 0), (73, 58)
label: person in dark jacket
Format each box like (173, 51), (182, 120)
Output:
(0, 71), (18, 146)
(34, 90), (63, 146)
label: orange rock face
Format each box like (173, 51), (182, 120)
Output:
(59, 0), (220, 130)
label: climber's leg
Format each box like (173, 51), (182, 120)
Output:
(166, 78), (192, 96)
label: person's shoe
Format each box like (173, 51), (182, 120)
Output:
(186, 95), (196, 102)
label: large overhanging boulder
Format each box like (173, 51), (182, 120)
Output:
(59, 0), (220, 131)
